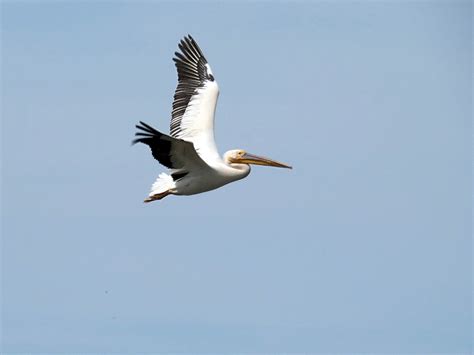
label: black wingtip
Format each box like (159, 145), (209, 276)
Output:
(135, 121), (160, 135)
(133, 121), (154, 146)
(176, 33), (206, 57)
(131, 135), (142, 146)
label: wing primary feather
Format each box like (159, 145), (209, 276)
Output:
(187, 34), (204, 56)
(170, 35), (214, 139)
(132, 122), (175, 168)
(133, 120), (212, 173)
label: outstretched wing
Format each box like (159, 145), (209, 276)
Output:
(170, 35), (221, 164)
(133, 121), (211, 177)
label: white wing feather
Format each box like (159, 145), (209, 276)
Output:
(175, 79), (220, 162)
(170, 36), (221, 165)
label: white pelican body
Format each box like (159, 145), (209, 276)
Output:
(133, 35), (291, 202)
(173, 156), (250, 195)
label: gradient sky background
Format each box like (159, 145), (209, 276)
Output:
(1, 1), (472, 353)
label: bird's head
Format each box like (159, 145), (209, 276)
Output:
(224, 149), (292, 169)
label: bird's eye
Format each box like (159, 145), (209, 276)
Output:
(208, 73), (214, 82)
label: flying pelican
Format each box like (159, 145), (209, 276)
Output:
(133, 35), (291, 202)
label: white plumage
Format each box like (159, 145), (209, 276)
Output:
(133, 35), (291, 202)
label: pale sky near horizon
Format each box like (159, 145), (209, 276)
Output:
(2, 1), (472, 353)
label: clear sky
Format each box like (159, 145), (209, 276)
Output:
(1, 1), (471, 353)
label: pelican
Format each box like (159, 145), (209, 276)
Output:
(133, 35), (291, 202)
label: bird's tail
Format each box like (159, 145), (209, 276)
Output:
(144, 173), (175, 203)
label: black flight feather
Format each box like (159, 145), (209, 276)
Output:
(132, 121), (176, 169)
(170, 35), (214, 138)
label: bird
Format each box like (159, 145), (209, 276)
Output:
(133, 35), (291, 202)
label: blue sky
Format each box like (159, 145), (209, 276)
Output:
(1, 1), (472, 353)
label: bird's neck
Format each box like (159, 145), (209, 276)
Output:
(220, 161), (251, 180)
